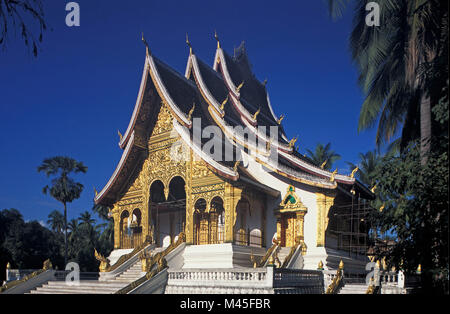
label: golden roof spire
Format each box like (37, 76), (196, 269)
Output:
(214, 30), (220, 49)
(142, 32), (150, 55)
(186, 33), (193, 55)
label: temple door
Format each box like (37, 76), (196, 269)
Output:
(280, 213), (297, 247)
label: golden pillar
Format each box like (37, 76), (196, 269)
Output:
(316, 192), (335, 247)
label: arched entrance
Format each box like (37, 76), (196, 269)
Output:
(150, 177), (186, 247)
(120, 209), (143, 249)
(193, 196), (225, 245)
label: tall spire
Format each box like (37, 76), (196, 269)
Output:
(186, 33), (193, 55)
(214, 30), (221, 49)
(142, 32), (150, 55)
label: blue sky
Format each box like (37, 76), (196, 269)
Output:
(0, 0), (378, 225)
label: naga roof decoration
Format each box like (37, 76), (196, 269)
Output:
(95, 38), (374, 205)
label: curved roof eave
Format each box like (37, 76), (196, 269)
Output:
(173, 120), (239, 181)
(95, 131), (136, 205)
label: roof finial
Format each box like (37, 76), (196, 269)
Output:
(277, 115), (285, 124)
(236, 81), (244, 94)
(220, 96), (228, 111)
(118, 130), (123, 142)
(252, 107), (261, 120)
(320, 159), (328, 169)
(94, 187), (98, 197)
(263, 78), (268, 86)
(330, 169), (338, 182)
(233, 160), (241, 172)
(186, 33), (193, 55)
(188, 102), (195, 121)
(288, 136), (298, 148)
(350, 166), (359, 178)
(142, 32), (150, 55)
(371, 184), (377, 193)
(214, 30), (220, 49)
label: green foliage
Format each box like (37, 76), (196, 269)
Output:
(0, 0), (47, 56)
(370, 89), (449, 293)
(305, 142), (341, 171)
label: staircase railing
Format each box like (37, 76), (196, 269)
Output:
(95, 235), (152, 273)
(255, 242), (279, 267)
(115, 232), (185, 294)
(0, 259), (52, 293)
(325, 260), (344, 294)
(281, 244), (299, 268)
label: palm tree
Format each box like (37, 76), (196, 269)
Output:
(306, 143), (341, 171)
(0, 0), (47, 56)
(327, 0), (448, 160)
(79, 211), (95, 227)
(346, 150), (381, 186)
(68, 219), (79, 234)
(47, 210), (64, 234)
(38, 156), (87, 265)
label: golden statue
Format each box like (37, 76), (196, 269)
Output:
(252, 107), (261, 120)
(220, 96), (228, 111)
(42, 259), (53, 270)
(94, 249), (111, 273)
(350, 166), (359, 178)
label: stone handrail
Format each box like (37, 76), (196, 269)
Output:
(168, 268), (272, 289)
(105, 236), (152, 272)
(0, 259), (53, 294)
(281, 244), (299, 268)
(258, 243), (278, 267)
(115, 232), (185, 294)
(325, 261), (344, 294)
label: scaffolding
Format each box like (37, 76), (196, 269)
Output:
(327, 198), (376, 257)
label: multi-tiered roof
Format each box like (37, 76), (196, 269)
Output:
(95, 37), (373, 205)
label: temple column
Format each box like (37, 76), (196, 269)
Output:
(316, 192), (336, 247)
(113, 209), (120, 249)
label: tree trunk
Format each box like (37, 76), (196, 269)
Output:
(64, 202), (68, 267)
(420, 92), (432, 165)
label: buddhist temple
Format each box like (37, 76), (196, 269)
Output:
(94, 35), (375, 273)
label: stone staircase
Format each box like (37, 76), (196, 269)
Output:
(28, 260), (145, 294)
(338, 283), (369, 294)
(276, 247), (292, 266)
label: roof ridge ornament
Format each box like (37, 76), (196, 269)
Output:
(236, 81), (244, 94)
(371, 184), (377, 193)
(350, 166), (359, 178)
(142, 32), (150, 55)
(94, 186), (98, 197)
(118, 130), (123, 141)
(330, 169), (338, 182)
(188, 102), (195, 121)
(186, 33), (193, 55)
(220, 95), (228, 111)
(277, 114), (285, 125)
(214, 30), (220, 49)
(233, 160), (241, 172)
(320, 159), (328, 169)
(252, 107), (261, 120)
(288, 136), (298, 148)
(263, 78), (268, 87)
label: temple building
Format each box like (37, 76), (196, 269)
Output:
(94, 36), (375, 273)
